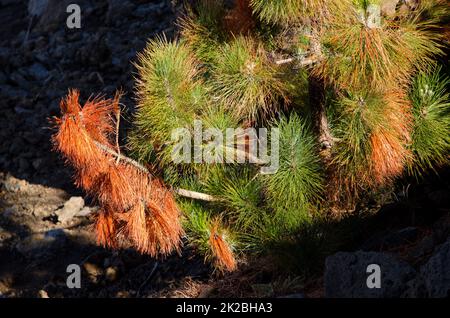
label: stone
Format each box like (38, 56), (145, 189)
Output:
(408, 236), (435, 260)
(27, 63), (49, 81)
(10, 72), (30, 89)
(107, 0), (135, 25)
(420, 238), (450, 298)
(76, 206), (94, 217)
(132, 3), (159, 18)
(361, 227), (419, 251)
(325, 251), (417, 298)
(32, 0), (73, 33)
(105, 266), (119, 282)
(32, 158), (44, 170)
(83, 262), (103, 283)
(28, 0), (49, 17)
(18, 157), (30, 172)
(14, 106), (33, 115)
(38, 289), (49, 298)
(55, 196), (85, 223)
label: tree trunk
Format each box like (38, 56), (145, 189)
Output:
(309, 75), (333, 152)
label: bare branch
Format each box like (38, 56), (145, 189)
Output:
(275, 56), (318, 66)
(93, 141), (149, 173)
(92, 141), (219, 202)
(174, 188), (218, 202)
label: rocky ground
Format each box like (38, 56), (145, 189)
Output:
(0, 0), (215, 298)
(0, 0), (449, 298)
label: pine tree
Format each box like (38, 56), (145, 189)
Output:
(53, 0), (449, 272)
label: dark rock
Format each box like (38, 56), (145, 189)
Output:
(33, 36), (48, 50)
(27, 63), (49, 81)
(28, 0), (49, 17)
(10, 71), (30, 89)
(384, 227), (419, 246)
(55, 196), (85, 223)
(361, 227), (419, 251)
(325, 251), (417, 298)
(408, 236), (435, 260)
(83, 262), (104, 284)
(427, 190), (450, 208)
(107, 0), (135, 25)
(32, 158), (44, 170)
(420, 237), (450, 297)
(32, 0), (73, 33)
(9, 137), (25, 154)
(14, 106), (33, 115)
(105, 266), (119, 282)
(0, 0), (16, 6)
(0, 47), (11, 67)
(18, 157), (30, 172)
(0, 85), (28, 99)
(132, 3), (160, 18)
(23, 131), (41, 144)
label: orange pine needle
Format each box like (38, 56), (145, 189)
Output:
(370, 90), (412, 186)
(95, 210), (117, 249)
(209, 221), (237, 272)
(52, 90), (183, 258)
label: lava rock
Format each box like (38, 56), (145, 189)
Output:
(420, 237), (450, 298)
(361, 227), (419, 251)
(107, 0), (135, 25)
(408, 236), (435, 260)
(325, 251), (417, 298)
(27, 62), (49, 81)
(55, 196), (85, 223)
(32, 0), (73, 33)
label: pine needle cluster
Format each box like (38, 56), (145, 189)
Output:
(52, 90), (183, 257)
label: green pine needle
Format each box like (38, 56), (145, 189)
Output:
(409, 67), (450, 176)
(210, 36), (288, 121)
(203, 166), (266, 232)
(264, 115), (324, 221)
(178, 0), (226, 64)
(129, 36), (208, 166)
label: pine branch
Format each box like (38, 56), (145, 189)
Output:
(92, 141), (219, 202)
(174, 188), (218, 202)
(93, 141), (149, 173)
